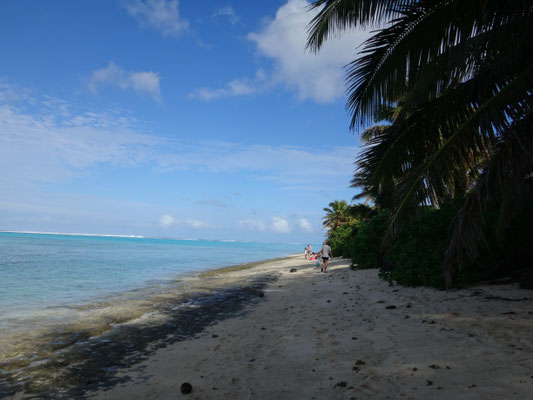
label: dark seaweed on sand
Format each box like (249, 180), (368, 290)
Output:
(0, 274), (277, 399)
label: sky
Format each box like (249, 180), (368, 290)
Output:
(0, 0), (370, 243)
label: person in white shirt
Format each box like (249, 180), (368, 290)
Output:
(317, 240), (333, 273)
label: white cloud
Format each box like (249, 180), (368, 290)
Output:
(154, 143), (357, 186)
(88, 62), (161, 101)
(122, 0), (188, 37)
(190, 78), (256, 101)
(186, 219), (212, 229)
(213, 6), (239, 25)
(237, 219), (267, 232)
(298, 217), (313, 232)
(248, 0), (369, 103)
(270, 216), (290, 234)
(160, 214), (175, 227)
(0, 108), (146, 183)
(0, 80), (34, 103)
(0, 82), (356, 191)
(192, 0), (369, 103)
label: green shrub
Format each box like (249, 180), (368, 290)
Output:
(384, 202), (461, 289)
(325, 190), (533, 289)
(328, 225), (353, 258)
(347, 211), (389, 269)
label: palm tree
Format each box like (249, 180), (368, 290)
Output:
(322, 200), (352, 232)
(307, 0), (533, 288)
(348, 203), (377, 220)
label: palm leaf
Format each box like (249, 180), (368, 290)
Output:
(444, 112), (533, 287)
(306, 0), (411, 52)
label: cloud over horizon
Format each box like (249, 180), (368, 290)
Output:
(237, 219), (267, 232)
(185, 219), (213, 230)
(160, 214), (175, 228)
(298, 217), (313, 233)
(270, 216), (291, 234)
(0, 81), (348, 240)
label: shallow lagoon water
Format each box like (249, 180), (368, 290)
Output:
(0, 232), (301, 323)
(0, 232), (303, 395)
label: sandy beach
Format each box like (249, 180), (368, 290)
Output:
(6, 255), (533, 399)
(75, 256), (533, 400)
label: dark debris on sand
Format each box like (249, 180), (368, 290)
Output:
(0, 274), (277, 399)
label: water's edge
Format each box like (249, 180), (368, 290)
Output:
(0, 256), (292, 399)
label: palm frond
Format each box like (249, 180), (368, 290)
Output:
(306, 0), (412, 52)
(444, 112), (533, 287)
(381, 65), (533, 246)
(345, 0), (533, 129)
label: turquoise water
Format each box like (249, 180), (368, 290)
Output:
(0, 232), (307, 392)
(0, 232), (303, 319)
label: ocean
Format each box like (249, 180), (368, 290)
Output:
(0, 231), (306, 394)
(0, 232), (304, 328)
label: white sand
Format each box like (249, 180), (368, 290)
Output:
(88, 256), (533, 400)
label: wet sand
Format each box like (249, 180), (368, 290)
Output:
(2, 257), (289, 398)
(8, 256), (533, 399)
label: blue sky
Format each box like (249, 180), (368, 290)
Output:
(0, 0), (369, 243)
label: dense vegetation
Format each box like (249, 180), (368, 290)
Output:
(325, 192), (533, 289)
(310, 0), (533, 288)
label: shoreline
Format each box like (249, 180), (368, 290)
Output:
(91, 259), (533, 399)
(5, 256), (533, 399)
(0, 255), (300, 399)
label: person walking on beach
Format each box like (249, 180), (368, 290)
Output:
(304, 245), (309, 259)
(317, 241), (333, 273)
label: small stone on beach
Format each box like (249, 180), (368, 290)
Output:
(290, 268), (297, 273)
(180, 382), (192, 394)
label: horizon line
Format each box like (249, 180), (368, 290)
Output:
(0, 230), (309, 246)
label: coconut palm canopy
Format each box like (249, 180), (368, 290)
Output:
(308, 0), (533, 287)
(322, 200), (353, 231)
